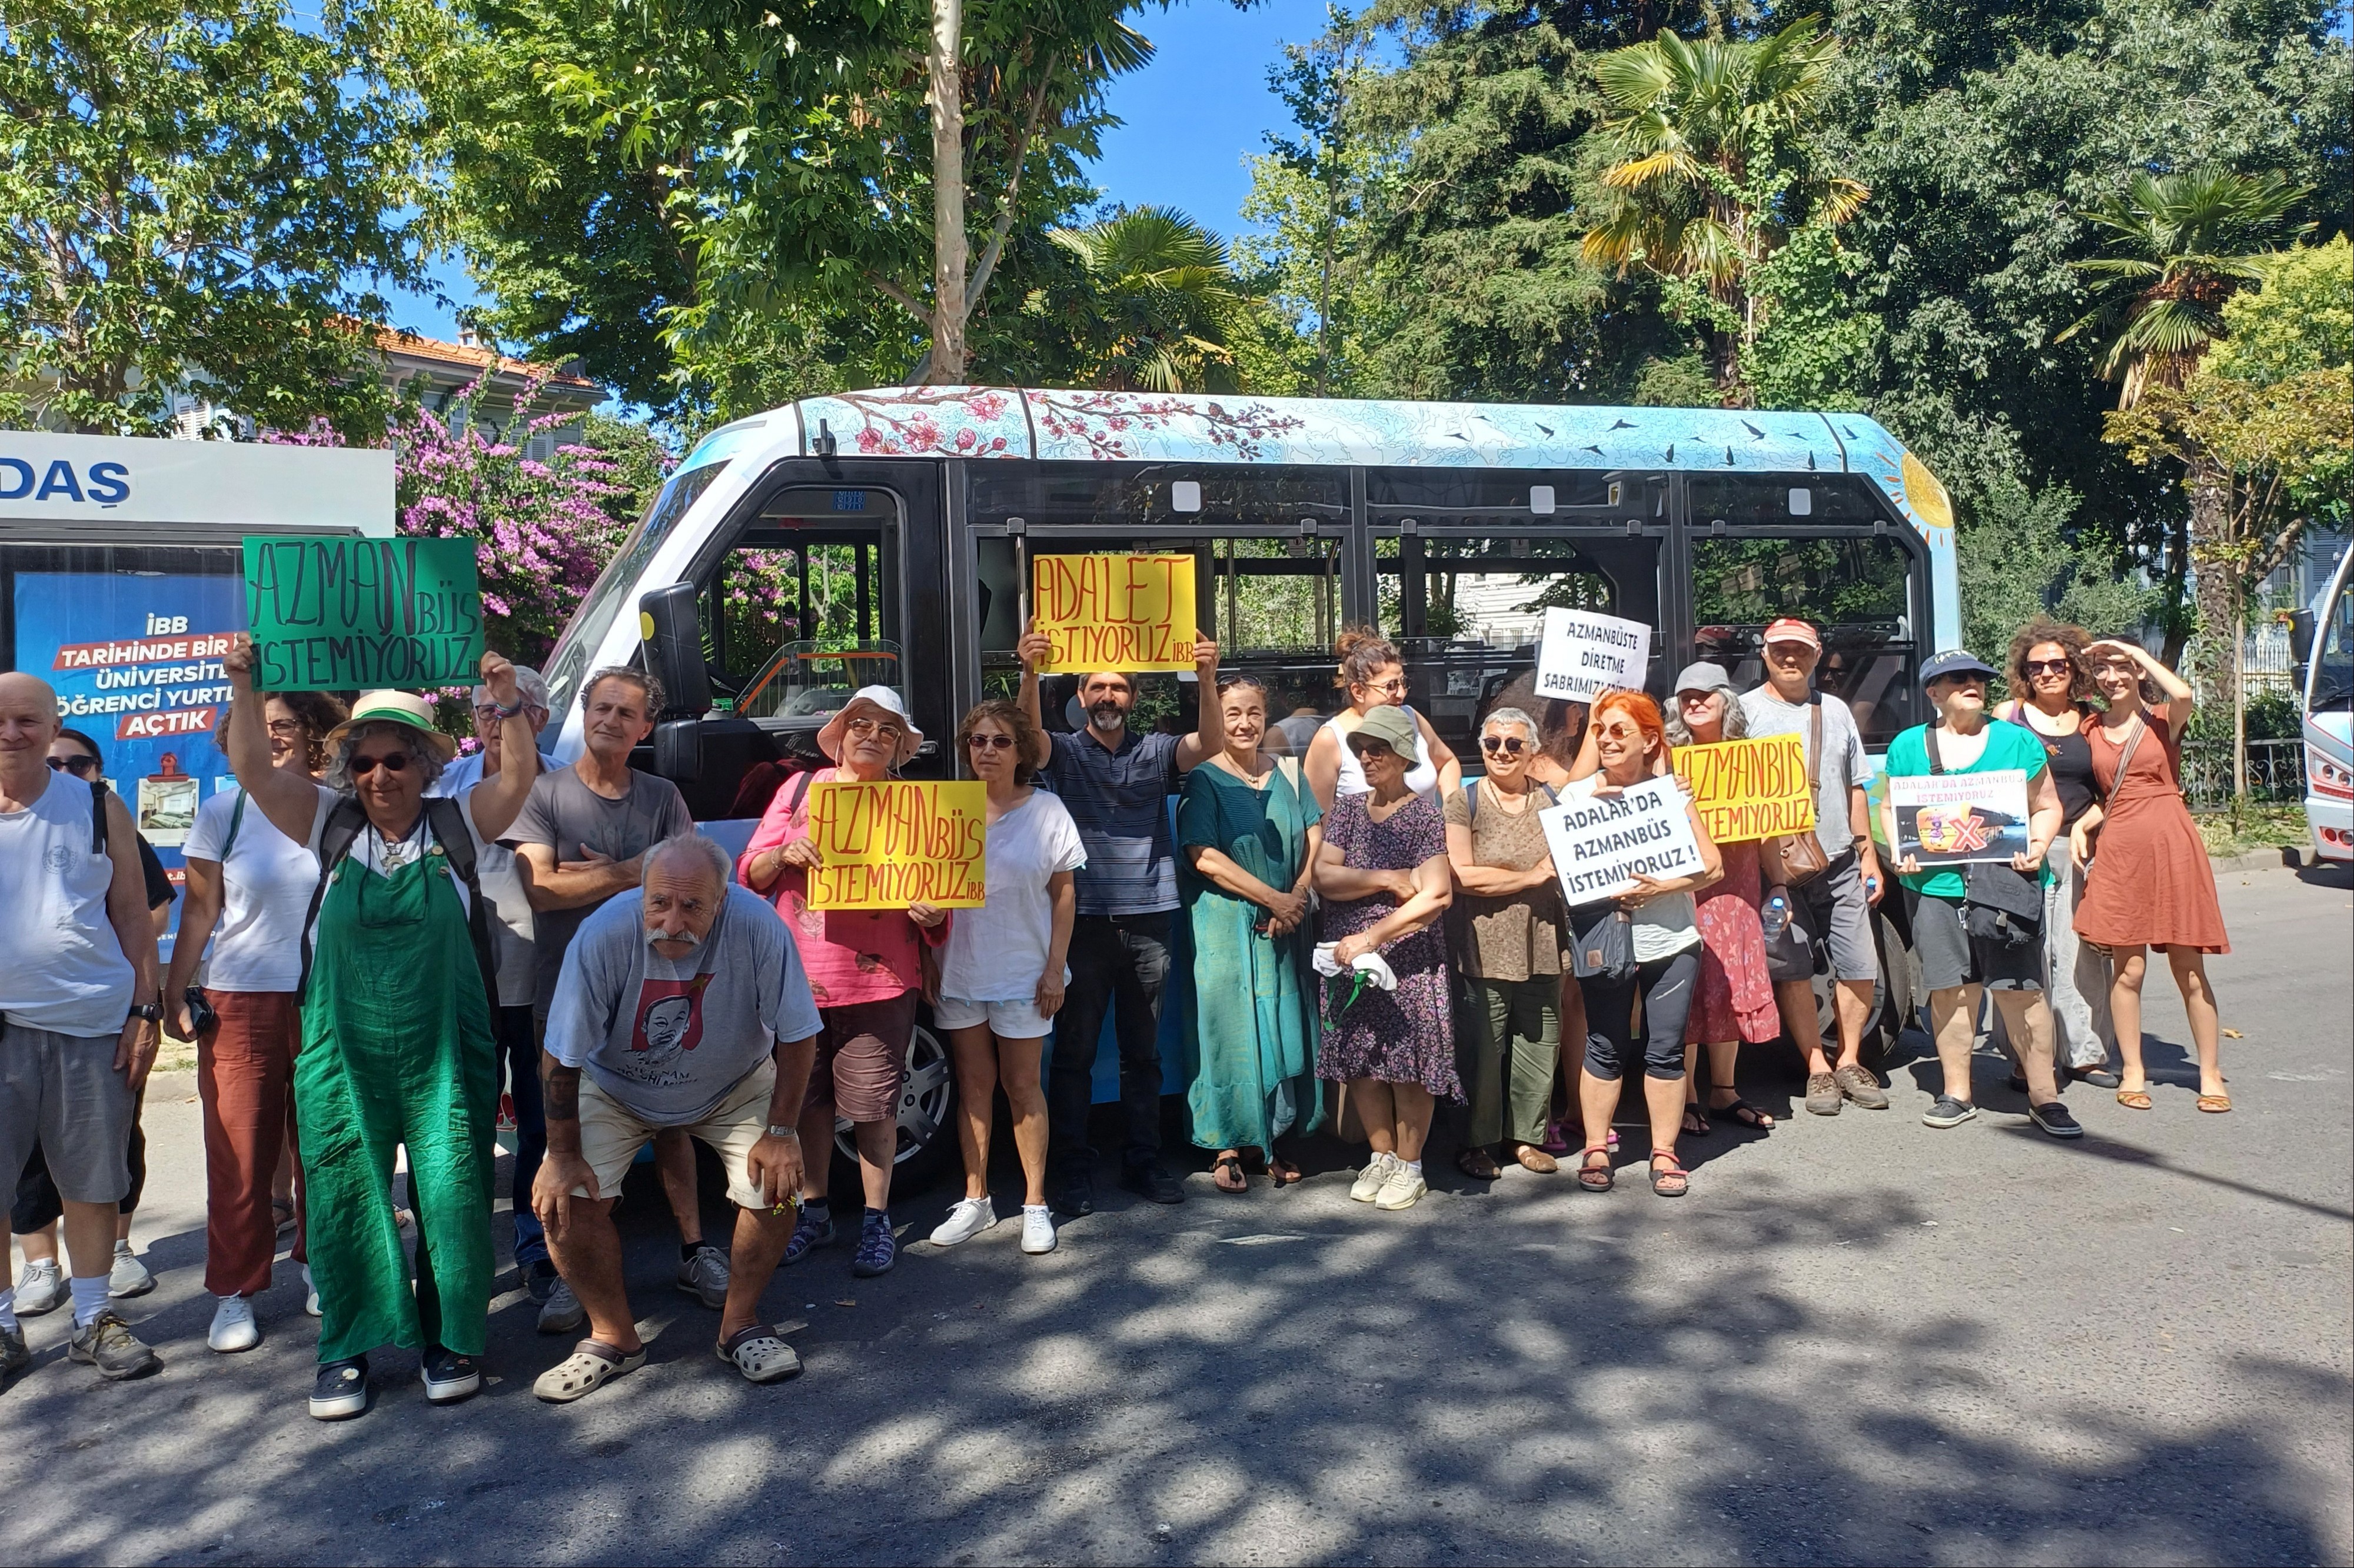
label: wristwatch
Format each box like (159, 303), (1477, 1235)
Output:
(764, 1124), (800, 1140)
(127, 1003), (162, 1024)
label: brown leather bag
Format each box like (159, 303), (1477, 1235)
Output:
(1770, 698), (1833, 886)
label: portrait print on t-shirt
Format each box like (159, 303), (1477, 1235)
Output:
(628, 973), (714, 1081)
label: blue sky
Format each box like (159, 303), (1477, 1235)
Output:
(378, 0), (1329, 342)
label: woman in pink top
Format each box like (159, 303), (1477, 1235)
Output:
(739, 687), (949, 1279)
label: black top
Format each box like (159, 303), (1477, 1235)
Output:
(2001, 703), (2098, 830)
(136, 834), (175, 911)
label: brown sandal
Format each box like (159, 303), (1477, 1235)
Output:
(1211, 1153), (1248, 1193)
(1577, 1145), (1613, 1193)
(1513, 1143), (1559, 1174)
(2196, 1093), (2232, 1113)
(1457, 1146), (1502, 1181)
(2116, 1086), (2153, 1110)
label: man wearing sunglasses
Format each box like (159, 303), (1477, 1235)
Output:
(220, 633), (539, 1420)
(0, 674), (166, 1384)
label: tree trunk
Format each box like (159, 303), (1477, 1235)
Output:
(2185, 448), (2235, 725)
(925, 0), (968, 385)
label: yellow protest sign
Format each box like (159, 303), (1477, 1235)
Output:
(1030, 554), (1198, 672)
(804, 780), (988, 910)
(1672, 735), (1816, 843)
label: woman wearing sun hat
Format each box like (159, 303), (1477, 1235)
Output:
(740, 685), (950, 1280)
(220, 633), (540, 1421)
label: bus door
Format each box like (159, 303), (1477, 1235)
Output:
(959, 461), (1352, 1101)
(1679, 474), (1927, 751)
(1366, 467), (1667, 765)
(647, 461), (946, 841)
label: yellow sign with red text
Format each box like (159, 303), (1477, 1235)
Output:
(1671, 735), (1816, 843)
(804, 780), (988, 910)
(1030, 554), (1198, 673)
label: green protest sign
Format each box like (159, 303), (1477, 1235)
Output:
(242, 536), (484, 691)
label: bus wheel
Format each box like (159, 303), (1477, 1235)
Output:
(832, 1020), (957, 1194)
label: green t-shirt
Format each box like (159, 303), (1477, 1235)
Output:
(1885, 720), (2051, 899)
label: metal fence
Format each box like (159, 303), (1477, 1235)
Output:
(2180, 737), (2307, 809)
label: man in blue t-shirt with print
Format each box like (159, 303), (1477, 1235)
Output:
(1017, 620), (1220, 1217)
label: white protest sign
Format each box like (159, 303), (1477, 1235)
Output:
(1539, 776), (1706, 905)
(1889, 769), (2032, 867)
(1533, 608), (1653, 703)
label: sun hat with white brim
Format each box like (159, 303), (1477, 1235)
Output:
(321, 690), (460, 763)
(816, 685), (924, 766)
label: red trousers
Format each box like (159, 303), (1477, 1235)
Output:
(197, 990), (305, 1297)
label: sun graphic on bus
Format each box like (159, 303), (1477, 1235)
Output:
(1894, 450), (1954, 535)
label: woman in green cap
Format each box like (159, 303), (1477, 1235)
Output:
(221, 632), (538, 1421)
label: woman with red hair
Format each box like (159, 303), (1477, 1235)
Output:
(1560, 690), (1723, 1196)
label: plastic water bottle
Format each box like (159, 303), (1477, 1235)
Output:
(1761, 891), (1791, 945)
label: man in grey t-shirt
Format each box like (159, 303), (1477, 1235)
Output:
(1738, 617), (1889, 1118)
(511, 666), (703, 1323)
(533, 837), (821, 1399)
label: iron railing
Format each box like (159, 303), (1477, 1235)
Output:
(2180, 737), (2308, 808)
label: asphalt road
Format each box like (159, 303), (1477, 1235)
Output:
(6, 861), (2350, 1567)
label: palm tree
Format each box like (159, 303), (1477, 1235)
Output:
(1052, 207), (1245, 392)
(2059, 165), (2312, 407)
(1579, 15), (1866, 402)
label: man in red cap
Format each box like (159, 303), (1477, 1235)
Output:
(1740, 618), (1890, 1117)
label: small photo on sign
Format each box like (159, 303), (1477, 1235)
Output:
(1889, 770), (2031, 867)
(1533, 608), (1652, 704)
(1538, 775), (1705, 905)
(1030, 554), (1199, 674)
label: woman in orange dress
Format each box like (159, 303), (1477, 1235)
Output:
(2070, 639), (2230, 1113)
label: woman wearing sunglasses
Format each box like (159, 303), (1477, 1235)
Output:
(1302, 628), (1461, 811)
(1442, 707), (1566, 1180)
(1178, 675), (1324, 1194)
(221, 633), (538, 1420)
(928, 700), (1083, 1256)
(1991, 618), (2116, 1087)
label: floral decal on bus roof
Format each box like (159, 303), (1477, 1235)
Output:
(799, 388), (1029, 459)
(1029, 391), (1307, 461)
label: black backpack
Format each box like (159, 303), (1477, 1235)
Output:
(298, 795), (500, 1015)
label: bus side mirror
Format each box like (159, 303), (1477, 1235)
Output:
(638, 583), (711, 718)
(653, 719), (702, 783)
(2289, 608), (2316, 664)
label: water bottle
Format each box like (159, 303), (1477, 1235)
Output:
(1761, 891), (1791, 945)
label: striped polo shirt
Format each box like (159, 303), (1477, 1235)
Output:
(1038, 727), (1181, 916)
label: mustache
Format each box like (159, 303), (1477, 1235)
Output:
(647, 926), (703, 947)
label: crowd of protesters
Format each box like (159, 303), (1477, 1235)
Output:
(0, 606), (2232, 1416)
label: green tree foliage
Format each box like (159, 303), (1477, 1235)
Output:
(0, 0), (444, 436)
(1038, 206), (1247, 391)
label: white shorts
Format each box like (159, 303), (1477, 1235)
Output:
(932, 994), (1053, 1040)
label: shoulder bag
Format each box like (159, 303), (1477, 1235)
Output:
(1769, 698), (1833, 887)
(1925, 724), (2042, 947)
(1567, 904), (1637, 983)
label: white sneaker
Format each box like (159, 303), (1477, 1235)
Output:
(1349, 1152), (1398, 1203)
(14, 1259), (65, 1317)
(302, 1264), (321, 1317)
(1019, 1205), (1057, 1255)
(208, 1294), (261, 1353)
(109, 1240), (155, 1299)
(1374, 1163), (1428, 1211)
(927, 1197), (999, 1247)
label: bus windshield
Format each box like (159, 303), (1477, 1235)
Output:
(544, 459), (729, 713)
(2310, 561), (2354, 713)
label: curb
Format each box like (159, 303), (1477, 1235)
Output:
(2209, 845), (2316, 874)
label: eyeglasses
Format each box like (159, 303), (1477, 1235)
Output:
(1360, 678), (1408, 697)
(2023, 658), (2073, 677)
(46, 754), (99, 777)
(844, 716), (906, 740)
(266, 718), (307, 737)
(966, 734), (1017, 753)
(1479, 735), (1527, 755)
(350, 753), (410, 777)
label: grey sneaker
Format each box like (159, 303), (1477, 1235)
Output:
(14, 1259), (65, 1317)
(1804, 1072), (1843, 1116)
(677, 1244), (731, 1310)
(68, 1309), (160, 1380)
(2, 1323), (28, 1378)
(109, 1241), (155, 1299)
(1834, 1063), (1890, 1110)
(536, 1278), (584, 1335)
(1922, 1094), (1979, 1129)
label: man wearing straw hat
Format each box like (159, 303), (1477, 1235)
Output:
(220, 632), (539, 1421)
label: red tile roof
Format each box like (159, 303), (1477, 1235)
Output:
(369, 326), (600, 393)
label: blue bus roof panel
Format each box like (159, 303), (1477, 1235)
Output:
(786, 386), (1961, 652)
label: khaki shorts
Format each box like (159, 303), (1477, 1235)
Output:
(574, 1060), (778, 1211)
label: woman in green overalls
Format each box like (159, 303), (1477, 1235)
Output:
(222, 634), (539, 1420)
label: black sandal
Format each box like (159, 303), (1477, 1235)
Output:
(1710, 1097), (1774, 1131)
(1457, 1146), (1502, 1181)
(1211, 1153), (1248, 1194)
(1680, 1105), (1711, 1138)
(1577, 1145), (1614, 1193)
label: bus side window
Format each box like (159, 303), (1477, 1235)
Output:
(1689, 535), (1920, 747)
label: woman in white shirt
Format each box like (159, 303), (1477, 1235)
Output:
(1560, 691), (1721, 1199)
(163, 691), (345, 1354)
(927, 700), (1084, 1258)
(1302, 628), (1462, 808)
